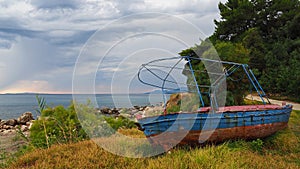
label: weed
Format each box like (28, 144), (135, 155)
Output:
(250, 139), (264, 153)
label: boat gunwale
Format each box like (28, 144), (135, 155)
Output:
(137, 104), (293, 122)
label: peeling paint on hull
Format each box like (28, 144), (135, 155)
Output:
(137, 105), (292, 150)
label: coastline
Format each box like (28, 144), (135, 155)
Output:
(0, 112), (33, 159)
(0, 93), (166, 120)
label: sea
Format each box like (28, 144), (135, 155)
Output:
(0, 94), (167, 120)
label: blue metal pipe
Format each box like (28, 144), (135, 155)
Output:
(187, 57), (205, 107)
(242, 65), (266, 104)
(248, 68), (271, 104)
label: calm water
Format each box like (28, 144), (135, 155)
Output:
(0, 94), (167, 120)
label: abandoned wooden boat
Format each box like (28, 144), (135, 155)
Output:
(136, 56), (292, 150)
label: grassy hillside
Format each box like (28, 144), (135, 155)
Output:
(5, 110), (300, 169)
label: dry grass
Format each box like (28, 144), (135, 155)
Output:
(6, 111), (300, 169)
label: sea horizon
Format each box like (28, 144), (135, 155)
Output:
(0, 93), (167, 120)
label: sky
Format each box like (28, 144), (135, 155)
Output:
(0, 0), (227, 94)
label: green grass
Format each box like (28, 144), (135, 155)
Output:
(5, 110), (300, 169)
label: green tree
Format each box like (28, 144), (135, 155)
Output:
(213, 0), (256, 42)
(180, 0), (300, 103)
(179, 40), (250, 105)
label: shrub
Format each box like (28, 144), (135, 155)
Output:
(30, 97), (138, 148)
(30, 102), (88, 148)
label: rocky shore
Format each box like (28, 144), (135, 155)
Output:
(0, 112), (34, 159)
(96, 105), (165, 121)
(0, 105), (164, 135)
(0, 112), (34, 136)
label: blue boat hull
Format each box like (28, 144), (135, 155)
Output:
(137, 105), (292, 150)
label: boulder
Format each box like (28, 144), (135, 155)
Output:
(5, 119), (17, 126)
(100, 107), (110, 114)
(17, 112), (34, 124)
(133, 106), (140, 110)
(0, 120), (5, 129)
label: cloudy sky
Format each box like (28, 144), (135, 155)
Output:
(0, 0), (226, 94)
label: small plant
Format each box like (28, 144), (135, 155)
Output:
(35, 95), (49, 148)
(167, 105), (180, 113)
(104, 116), (136, 130)
(0, 151), (8, 168)
(15, 125), (30, 143)
(250, 138), (264, 153)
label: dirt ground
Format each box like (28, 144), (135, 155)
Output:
(245, 95), (300, 110)
(0, 131), (26, 154)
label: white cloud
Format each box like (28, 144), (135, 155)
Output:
(0, 80), (54, 94)
(0, 0), (226, 93)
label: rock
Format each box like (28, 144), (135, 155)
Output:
(100, 107), (110, 114)
(3, 125), (12, 130)
(118, 113), (131, 119)
(130, 109), (138, 115)
(21, 125), (29, 132)
(110, 108), (119, 114)
(2, 129), (10, 135)
(17, 112), (34, 124)
(119, 108), (130, 114)
(144, 106), (164, 117)
(1, 120), (6, 124)
(5, 119), (17, 126)
(95, 108), (101, 113)
(0, 120), (5, 129)
(139, 106), (147, 111)
(2, 129), (16, 135)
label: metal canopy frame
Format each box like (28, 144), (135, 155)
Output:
(137, 55), (271, 112)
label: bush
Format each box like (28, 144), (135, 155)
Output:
(30, 102), (88, 148)
(30, 97), (138, 148)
